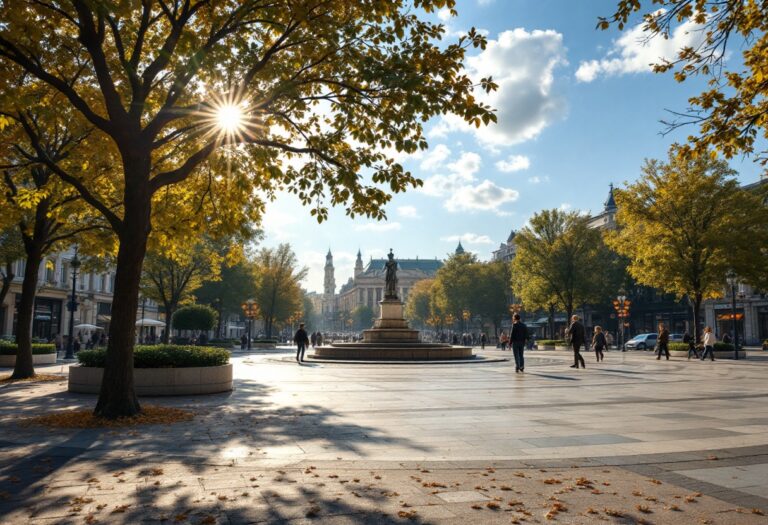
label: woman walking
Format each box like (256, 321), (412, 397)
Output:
(701, 326), (716, 361)
(592, 326), (606, 362)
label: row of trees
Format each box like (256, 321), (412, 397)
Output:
(405, 253), (509, 334)
(509, 151), (768, 342)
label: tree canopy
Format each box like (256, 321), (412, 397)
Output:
(606, 147), (768, 340)
(172, 304), (218, 332)
(600, 1), (768, 164)
(252, 243), (307, 338)
(511, 209), (617, 322)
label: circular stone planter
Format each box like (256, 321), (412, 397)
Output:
(669, 350), (747, 360)
(555, 346), (570, 351)
(535, 345), (555, 351)
(250, 342), (277, 349)
(0, 353), (57, 367)
(68, 364), (233, 395)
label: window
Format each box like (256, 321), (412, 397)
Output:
(61, 263), (69, 285)
(100, 274), (107, 292)
(16, 260), (25, 278)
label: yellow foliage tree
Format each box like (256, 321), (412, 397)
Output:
(606, 147), (768, 342)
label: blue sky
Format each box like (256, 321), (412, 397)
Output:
(260, 0), (764, 293)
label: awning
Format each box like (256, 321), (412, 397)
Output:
(73, 323), (103, 330)
(136, 318), (166, 327)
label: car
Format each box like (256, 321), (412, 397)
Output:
(670, 333), (684, 343)
(625, 333), (657, 350)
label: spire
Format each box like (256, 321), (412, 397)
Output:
(604, 183), (617, 212)
(354, 248), (363, 277)
(455, 241), (465, 255)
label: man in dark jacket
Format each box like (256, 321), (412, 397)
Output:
(566, 315), (586, 369)
(656, 322), (670, 360)
(294, 323), (310, 363)
(510, 313), (529, 373)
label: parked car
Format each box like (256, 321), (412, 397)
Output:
(670, 333), (684, 343)
(625, 333), (657, 350)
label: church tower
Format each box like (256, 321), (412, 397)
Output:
(323, 249), (336, 319)
(354, 249), (363, 278)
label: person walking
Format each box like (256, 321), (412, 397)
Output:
(240, 333), (247, 350)
(294, 323), (310, 363)
(592, 326), (607, 362)
(566, 315), (586, 369)
(480, 332), (487, 350)
(510, 313), (529, 373)
(605, 331), (614, 350)
(499, 331), (508, 351)
(656, 322), (670, 360)
(310, 331), (317, 348)
(701, 326), (716, 361)
(683, 332), (699, 359)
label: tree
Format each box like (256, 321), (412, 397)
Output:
(606, 148), (768, 342)
(600, 1), (768, 164)
(0, 109), (105, 379)
(512, 209), (613, 324)
(0, 0), (496, 417)
(350, 304), (374, 331)
(141, 239), (232, 343)
(432, 252), (479, 319)
(474, 261), (511, 336)
(253, 244), (307, 338)
(196, 261), (258, 338)
(172, 304), (218, 333)
(404, 278), (435, 328)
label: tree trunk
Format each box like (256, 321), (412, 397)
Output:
(161, 301), (176, 344)
(11, 250), (42, 379)
(548, 304), (555, 339)
(0, 262), (14, 310)
(95, 169), (151, 419)
(692, 293), (703, 344)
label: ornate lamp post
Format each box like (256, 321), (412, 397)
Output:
(612, 294), (631, 352)
(65, 251), (82, 359)
(462, 309), (471, 332)
(240, 299), (258, 350)
(726, 270), (740, 360)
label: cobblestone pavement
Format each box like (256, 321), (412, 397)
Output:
(1, 348), (767, 524)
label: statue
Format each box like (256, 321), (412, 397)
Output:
(384, 249), (398, 300)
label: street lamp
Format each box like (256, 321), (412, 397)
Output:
(240, 299), (258, 350)
(65, 250), (82, 359)
(612, 294), (631, 352)
(462, 309), (471, 332)
(726, 270), (740, 360)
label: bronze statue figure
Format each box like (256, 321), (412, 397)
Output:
(384, 249), (398, 300)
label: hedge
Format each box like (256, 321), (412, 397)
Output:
(0, 342), (56, 355)
(670, 342), (735, 352)
(537, 340), (567, 346)
(76, 345), (230, 368)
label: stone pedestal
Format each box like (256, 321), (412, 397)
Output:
(363, 300), (419, 342)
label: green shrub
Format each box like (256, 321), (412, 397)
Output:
(714, 342), (735, 352)
(253, 339), (277, 343)
(172, 304), (218, 331)
(669, 342), (689, 352)
(0, 342), (56, 355)
(206, 341), (235, 349)
(537, 340), (567, 346)
(77, 345), (229, 368)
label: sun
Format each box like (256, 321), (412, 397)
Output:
(215, 104), (244, 133)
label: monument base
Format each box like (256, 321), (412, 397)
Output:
(313, 298), (473, 362)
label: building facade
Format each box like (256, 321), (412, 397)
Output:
(0, 246), (161, 341)
(320, 248), (443, 330)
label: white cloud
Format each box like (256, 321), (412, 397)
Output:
(437, 8), (452, 21)
(528, 175), (549, 184)
(420, 151), (519, 215)
(440, 233), (495, 245)
(445, 180), (519, 214)
(559, 203), (572, 211)
(353, 222), (402, 232)
(396, 205), (421, 219)
(447, 151), (482, 177)
(419, 143), (451, 171)
(429, 28), (567, 147)
(495, 154), (531, 173)
(576, 14), (705, 82)
(261, 208), (299, 241)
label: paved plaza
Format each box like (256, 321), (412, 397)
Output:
(1, 348), (768, 524)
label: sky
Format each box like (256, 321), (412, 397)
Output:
(259, 0), (764, 294)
